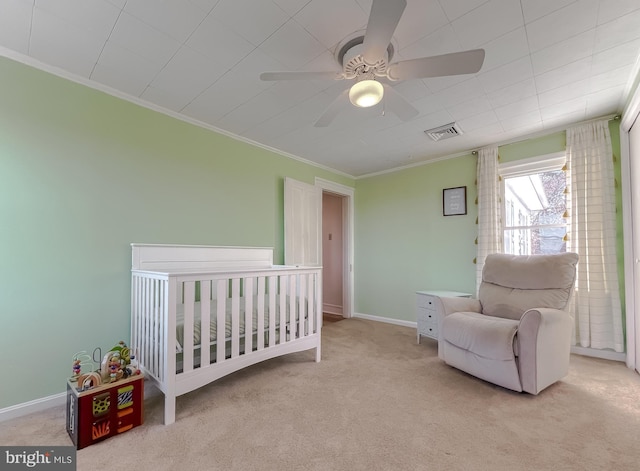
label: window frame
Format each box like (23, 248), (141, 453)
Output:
(499, 152), (567, 255)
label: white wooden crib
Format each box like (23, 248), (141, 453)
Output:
(131, 244), (322, 424)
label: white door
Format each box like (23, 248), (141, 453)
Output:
(284, 177), (321, 266)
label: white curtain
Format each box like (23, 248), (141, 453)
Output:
(476, 146), (502, 294)
(566, 120), (624, 352)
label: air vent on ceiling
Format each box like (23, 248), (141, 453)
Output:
(424, 122), (463, 141)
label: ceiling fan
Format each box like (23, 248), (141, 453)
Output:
(260, 0), (485, 127)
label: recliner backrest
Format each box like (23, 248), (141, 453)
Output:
(478, 253), (579, 320)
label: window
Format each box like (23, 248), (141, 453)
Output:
(499, 153), (567, 256)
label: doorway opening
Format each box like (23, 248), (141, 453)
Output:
(323, 191), (345, 320)
(316, 178), (354, 320)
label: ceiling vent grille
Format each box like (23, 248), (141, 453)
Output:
(424, 122), (463, 141)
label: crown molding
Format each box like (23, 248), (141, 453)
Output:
(0, 47), (355, 180)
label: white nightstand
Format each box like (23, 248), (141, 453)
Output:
(416, 290), (472, 343)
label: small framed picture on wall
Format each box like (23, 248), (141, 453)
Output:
(443, 186), (467, 216)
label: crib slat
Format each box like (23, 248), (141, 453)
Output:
(144, 277), (151, 371)
(152, 279), (159, 377)
(244, 277), (253, 354)
(268, 276), (276, 347)
(165, 277), (177, 424)
(307, 273), (314, 335)
(200, 280), (211, 368)
(216, 280), (226, 363)
(299, 274), (306, 337)
(231, 278), (240, 358)
(152, 279), (158, 373)
(183, 281), (195, 373)
(289, 274), (297, 340)
(257, 277), (265, 350)
(143, 277), (149, 375)
(149, 278), (154, 371)
(132, 276), (140, 372)
(279, 275), (286, 344)
(159, 279), (166, 380)
(143, 277), (151, 377)
(139, 277), (145, 372)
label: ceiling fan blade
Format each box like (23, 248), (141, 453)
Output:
(314, 90), (350, 127)
(260, 71), (344, 81)
(382, 84), (419, 122)
(387, 49), (486, 81)
(362, 0), (407, 66)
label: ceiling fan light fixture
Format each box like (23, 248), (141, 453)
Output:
(349, 79), (383, 107)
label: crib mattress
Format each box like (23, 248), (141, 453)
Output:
(175, 298), (298, 351)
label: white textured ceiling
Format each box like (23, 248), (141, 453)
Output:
(1, 0), (639, 177)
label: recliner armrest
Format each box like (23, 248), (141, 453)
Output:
(437, 297), (482, 355)
(517, 308), (572, 394)
(439, 296), (481, 316)
(437, 296), (482, 360)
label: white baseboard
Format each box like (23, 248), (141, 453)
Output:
(353, 312), (417, 329)
(323, 303), (343, 316)
(571, 345), (626, 362)
(0, 392), (67, 423)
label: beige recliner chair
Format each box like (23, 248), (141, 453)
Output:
(438, 252), (579, 394)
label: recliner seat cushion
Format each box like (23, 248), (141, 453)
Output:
(442, 312), (519, 360)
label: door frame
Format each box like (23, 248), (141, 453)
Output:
(621, 84), (640, 372)
(315, 178), (355, 318)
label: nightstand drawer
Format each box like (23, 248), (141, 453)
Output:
(417, 320), (437, 339)
(416, 295), (436, 310)
(417, 307), (436, 323)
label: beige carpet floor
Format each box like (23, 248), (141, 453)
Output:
(2, 318), (640, 470)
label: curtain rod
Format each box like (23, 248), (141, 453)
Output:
(470, 115), (621, 155)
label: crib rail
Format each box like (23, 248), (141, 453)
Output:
(131, 266), (321, 391)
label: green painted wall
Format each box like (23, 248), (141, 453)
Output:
(0, 56), (353, 409)
(355, 121), (626, 329)
(499, 131), (566, 163)
(354, 155), (478, 320)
